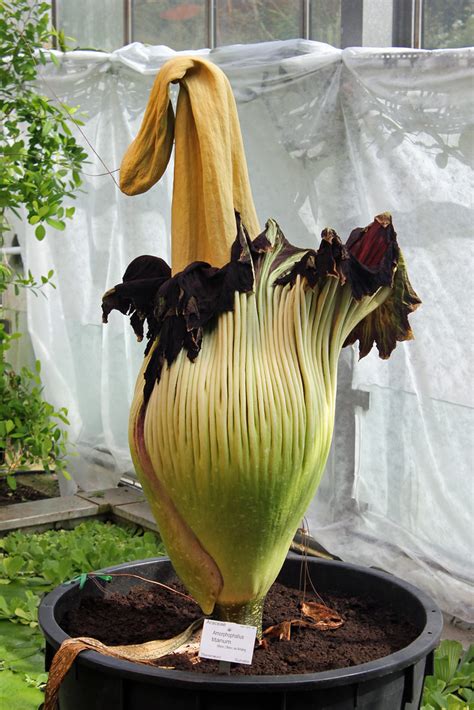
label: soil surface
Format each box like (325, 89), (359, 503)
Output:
(0, 477), (49, 506)
(0, 473), (60, 506)
(63, 576), (418, 675)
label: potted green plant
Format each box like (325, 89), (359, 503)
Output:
(103, 55), (422, 632)
(0, 0), (87, 495)
(40, 555), (443, 710)
(40, 56), (441, 709)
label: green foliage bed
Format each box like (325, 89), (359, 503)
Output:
(0, 520), (165, 710)
(421, 640), (474, 710)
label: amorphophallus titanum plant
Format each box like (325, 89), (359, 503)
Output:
(102, 57), (420, 635)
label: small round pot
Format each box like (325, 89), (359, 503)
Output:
(39, 554), (443, 710)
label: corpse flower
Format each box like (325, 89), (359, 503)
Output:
(103, 57), (420, 633)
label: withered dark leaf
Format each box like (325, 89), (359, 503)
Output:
(344, 250), (421, 359)
(346, 214), (399, 300)
(102, 212), (420, 400)
(141, 214), (258, 401)
(275, 227), (349, 289)
(101, 255), (171, 343)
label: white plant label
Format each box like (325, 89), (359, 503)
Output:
(199, 619), (257, 665)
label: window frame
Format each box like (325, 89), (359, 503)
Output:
(392, 0), (424, 48)
(52, 0), (457, 52)
(50, 0), (390, 51)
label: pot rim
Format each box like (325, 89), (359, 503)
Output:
(38, 555), (443, 691)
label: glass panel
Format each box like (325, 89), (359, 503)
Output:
(216, 0), (302, 47)
(423, 0), (474, 48)
(311, 0), (341, 47)
(361, 0), (393, 48)
(132, 0), (207, 50)
(57, 0), (124, 52)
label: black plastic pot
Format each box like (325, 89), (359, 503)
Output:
(39, 555), (443, 710)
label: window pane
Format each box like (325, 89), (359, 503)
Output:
(361, 0), (393, 47)
(311, 0), (341, 47)
(216, 0), (302, 47)
(132, 0), (207, 50)
(57, 0), (124, 52)
(423, 0), (474, 48)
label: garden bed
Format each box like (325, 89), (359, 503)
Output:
(0, 520), (164, 710)
(0, 473), (59, 507)
(0, 479), (46, 506)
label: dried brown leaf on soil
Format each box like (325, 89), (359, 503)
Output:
(300, 601), (344, 629)
(44, 619), (203, 710)
(263, 602), (344, 641)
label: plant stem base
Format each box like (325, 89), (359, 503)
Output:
(213, 598), (265, 638)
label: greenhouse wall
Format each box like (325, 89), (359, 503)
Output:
(15, 40), (473, 622)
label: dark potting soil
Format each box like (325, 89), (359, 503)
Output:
(63, 575), (418, 676)
(0, 478), (49, 506)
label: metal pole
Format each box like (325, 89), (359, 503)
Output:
(207, 0), (216, 48)
(124, 0), (132, 46)
(51, 0), (58, 48)
(412, 0), (423, 48)
(302, 0), (311, 40)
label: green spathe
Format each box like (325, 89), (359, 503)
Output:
(123, 217), (418, 628)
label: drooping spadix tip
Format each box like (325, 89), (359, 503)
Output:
(118, 56), (260, 273)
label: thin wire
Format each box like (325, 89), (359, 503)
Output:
(301, 519), (308, 611)
(89, 576), (108, 595)
(82, 168), (120, 177)
(19, 30), (120, 188)
(298, 522), (305, 596)
(104, 572), (199, 604)
(301, 516), (328, 606)
(39, 73), (121, 188)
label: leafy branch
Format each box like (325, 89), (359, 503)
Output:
(0, 0), (88, 242)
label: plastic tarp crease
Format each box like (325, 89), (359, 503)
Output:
(19, 41), (473, 621)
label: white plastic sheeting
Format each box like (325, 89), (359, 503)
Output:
(19, 40), (473, 620)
